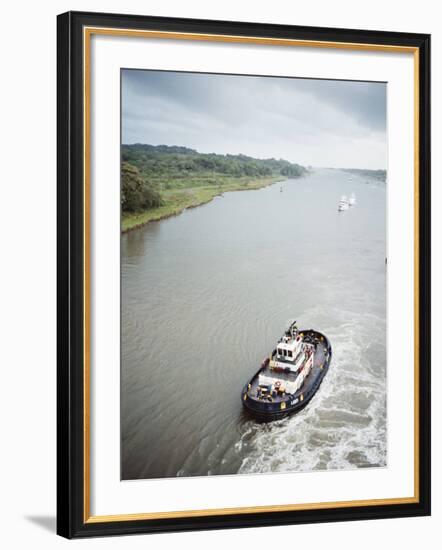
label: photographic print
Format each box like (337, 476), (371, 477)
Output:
(121, 69), (387, 480)
(57, 13), (430, 537)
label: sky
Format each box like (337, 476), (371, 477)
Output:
(122, 69), (386, 170)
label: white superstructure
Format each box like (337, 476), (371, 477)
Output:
(338, 195), (349, 211)
(263, 324), (315, 393)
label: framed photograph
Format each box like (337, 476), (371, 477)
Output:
(57, 11), (431, 538)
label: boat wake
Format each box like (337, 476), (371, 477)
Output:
(235, 310), (386, 474)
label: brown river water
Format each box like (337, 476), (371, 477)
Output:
(121, 168), (386, 480)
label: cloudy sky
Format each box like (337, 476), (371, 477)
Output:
(122, 69), (386, 169)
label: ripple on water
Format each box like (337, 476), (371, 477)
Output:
(121, 171), (386, 479)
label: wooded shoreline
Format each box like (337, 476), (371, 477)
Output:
(121, 144), (308, 232)
(122, 175), (283, 232)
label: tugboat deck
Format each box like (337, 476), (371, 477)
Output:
(247, 338), (327, 404)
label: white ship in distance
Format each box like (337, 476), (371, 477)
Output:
(338, 195), (349, 211)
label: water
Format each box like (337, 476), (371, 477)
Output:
(121, 169), (386, 480)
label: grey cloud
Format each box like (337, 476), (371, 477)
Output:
(122, 69), (386, 169)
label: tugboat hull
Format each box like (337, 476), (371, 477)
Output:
(242, 329), (332, 421)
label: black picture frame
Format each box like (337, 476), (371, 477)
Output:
(57, 10), (431, 539)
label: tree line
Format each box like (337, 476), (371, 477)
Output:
(342, 168), (387, 181)
(122, 144), (307, 213)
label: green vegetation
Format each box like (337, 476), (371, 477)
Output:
(122, 162), (163, 211)
(342, 168), (387, 182)
(121, 144), (307, 231)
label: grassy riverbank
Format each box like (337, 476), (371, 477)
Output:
(122, 175), (282, 232)
(121, 144), (307, 232)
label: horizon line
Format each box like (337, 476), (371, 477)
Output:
(122, 142), (386, 172)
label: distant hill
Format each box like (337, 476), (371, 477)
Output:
(341, 168), (387, 181)
(122, 144), (307, 183)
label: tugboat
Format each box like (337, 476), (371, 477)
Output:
(338, 195), (349, 211)
(242, 321), (332, 420)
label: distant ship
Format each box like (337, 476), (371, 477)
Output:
(242, 321), (332, 420)
(338, 195), (349, 211)
(349, 192), (357, 206)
